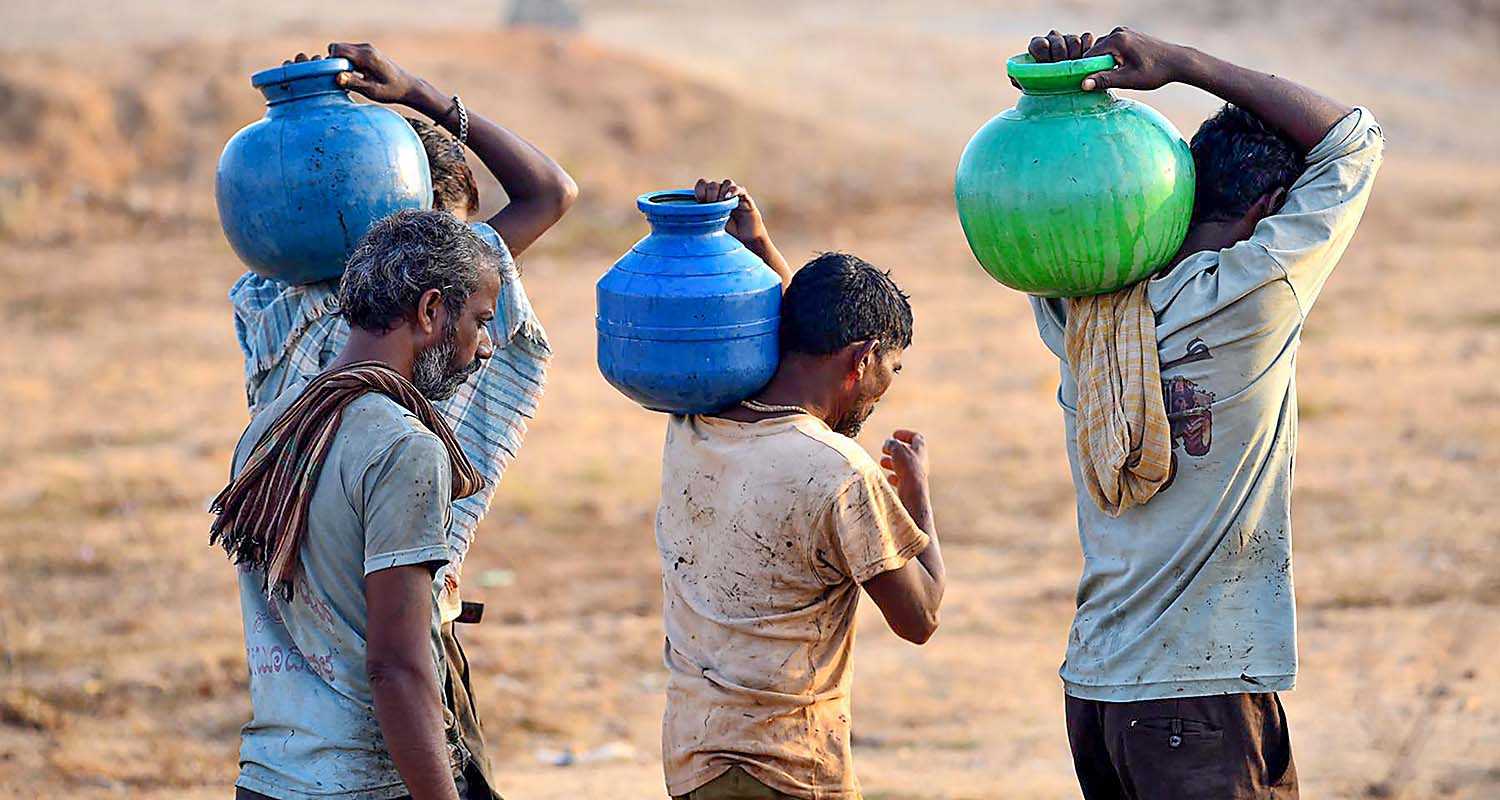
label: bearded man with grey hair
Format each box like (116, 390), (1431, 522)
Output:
(215, 210), (503, 800)
(228, 42), (573, 800)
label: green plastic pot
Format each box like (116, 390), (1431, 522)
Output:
(954, 54), (1195, 297)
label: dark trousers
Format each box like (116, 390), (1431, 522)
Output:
(441, 622), (503, 800)
(1065, 692), (1298, 799)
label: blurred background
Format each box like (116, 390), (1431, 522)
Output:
(0, 1), (1496, 797)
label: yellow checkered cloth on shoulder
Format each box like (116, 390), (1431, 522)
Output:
(1064, 281), (1172, 517)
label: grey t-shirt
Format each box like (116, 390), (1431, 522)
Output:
(1030, 108), (1383, 701)
(230, 383), (461, 799)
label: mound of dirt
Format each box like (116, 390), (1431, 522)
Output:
(0, 29), (947, 246)
(0, 44), (259, 241)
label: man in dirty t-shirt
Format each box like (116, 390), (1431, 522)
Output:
(655, 249), (948, 800)
(223, 211), (504, 800)
(1023, 27), (1383, 799)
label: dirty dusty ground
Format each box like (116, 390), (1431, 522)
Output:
(0, 1), (1497, 798)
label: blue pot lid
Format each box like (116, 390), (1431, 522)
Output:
(636, 189), (739, 219)
(251, 57), (352, 89)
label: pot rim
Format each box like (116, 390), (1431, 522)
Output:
(636, 189), (740, 218)
(1006, 53), (1116, 94)
(251, 57), (353, 89)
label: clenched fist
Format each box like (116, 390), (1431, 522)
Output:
(880, 429), (931, 509)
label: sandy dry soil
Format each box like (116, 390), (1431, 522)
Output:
(0, 2), (1497, 798)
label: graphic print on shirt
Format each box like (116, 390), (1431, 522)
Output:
(1160, 338), (1216, 489)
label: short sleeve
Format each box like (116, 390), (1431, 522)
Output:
(359, 432), (453, 576)
(818, 466), (931, 585)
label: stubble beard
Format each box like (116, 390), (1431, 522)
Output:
(412, 318), (482, 402)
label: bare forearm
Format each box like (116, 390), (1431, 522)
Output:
(407, 80), (577, 254)
(1172, 47), (1352, 152)
(745, 233), (792, 286)
(864, 492), (945, 643)
(371, 664), (458, 800)
(901, 489), (946, 600)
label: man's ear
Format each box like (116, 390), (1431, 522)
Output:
(846, 340), (879, 384)
(1249, 188), (1287, 224)
(1268, 186), (1289, 215)
(414, 288), (446, 337)
(1233, 188), (1286, 242)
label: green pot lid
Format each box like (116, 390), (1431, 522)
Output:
(1006, 53), (1116, 95)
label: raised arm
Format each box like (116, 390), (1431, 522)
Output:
(694, 177), (793, 286)
(864, 429), (945, 644)
(329, 42), (578, 258)
(1029, 28), (1353, 152)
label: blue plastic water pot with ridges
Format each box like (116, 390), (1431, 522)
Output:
(216, 57), (432, 285)
(596, 190), (782, 414)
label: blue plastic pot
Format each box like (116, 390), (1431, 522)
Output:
(215, 57), (432, 285)
(596, 190), (782, 414)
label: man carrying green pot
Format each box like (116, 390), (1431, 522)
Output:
(227, 42), (576, 800)
(1022, 28), (1383, 799)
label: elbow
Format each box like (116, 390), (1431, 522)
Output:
(549, 172), (579, 220)
(898, 609), (941, 645)
(518, 170), (578, 230)
(366, 654), (426, 691)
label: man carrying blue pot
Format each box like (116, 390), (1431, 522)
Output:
(220, 209), (504, 800)
(1021, 28), (1383, 799)
(652, 180), (947, 800)
(226, 42), (576, 800)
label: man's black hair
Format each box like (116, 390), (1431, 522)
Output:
(780, 252), (913, 356)
(1189, 104), (1306, 224)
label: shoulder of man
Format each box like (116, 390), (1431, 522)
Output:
(347, 408), (453, 519)
(341, 392), (439, 444)
(229, 273), (338, 316)
(1028, 295), (1069, 359)
(230, 385), (305, 475)
(787, 419), (885, 496)
(232, 388), (430, 479)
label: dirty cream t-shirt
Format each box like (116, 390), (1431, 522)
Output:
(657, 413), (930, 799)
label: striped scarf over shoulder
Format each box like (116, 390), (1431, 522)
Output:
(210, 361), (485, 597)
